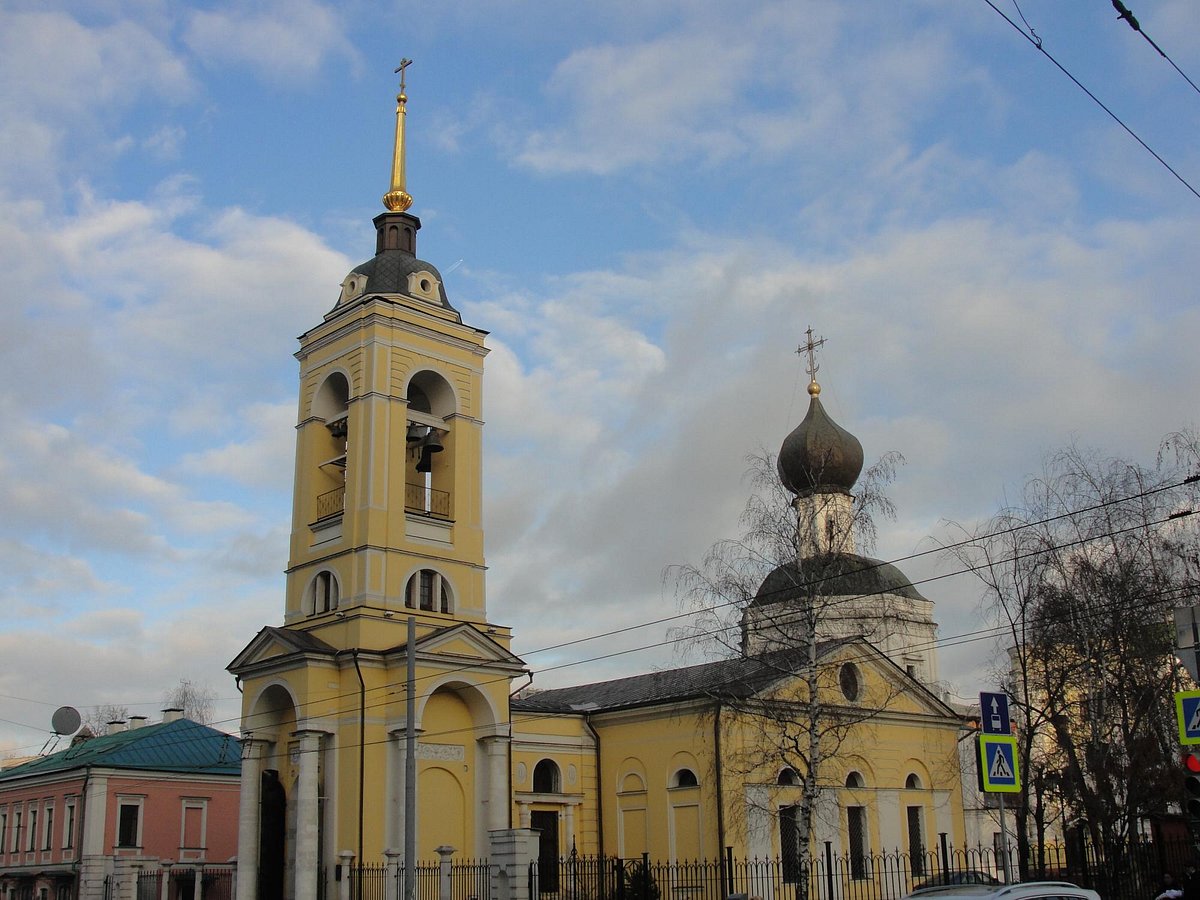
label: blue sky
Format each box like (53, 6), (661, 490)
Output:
(1, 0), (1198, 753)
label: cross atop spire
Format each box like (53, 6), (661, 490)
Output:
(797, 326), (826, 391)
(395, 57), (412, 95)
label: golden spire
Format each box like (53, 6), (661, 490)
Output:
(382, 58), (414, 212)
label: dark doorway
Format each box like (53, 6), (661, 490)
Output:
(907, 806), (925, 877)
(260, 769), (287, 900)
(531, 810), (559, 893)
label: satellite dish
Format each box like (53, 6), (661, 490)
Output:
(51, 706), (82, 736)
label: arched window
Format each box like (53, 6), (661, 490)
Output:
(777, 768), (799, 786)
(404, 569), (451, 613)
(312, 372), (351, 521)
(906, 773), (922, 790)
(533, 759), (561, 793)
(673, 769), (699, 788)
(305, 571), (340, 615)
(845, 771), (865, 789)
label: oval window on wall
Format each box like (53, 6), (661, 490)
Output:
(839, 663), (861, 702)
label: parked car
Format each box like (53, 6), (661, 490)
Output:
(912, 871), (1002, 889)
(904, 882), (1101, 900)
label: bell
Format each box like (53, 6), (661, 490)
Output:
(414, 429), (444, 473)
(406, 423), (427, 444)
(421, 428), (445, 454)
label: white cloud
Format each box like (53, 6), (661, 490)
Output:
(519, 33), (753, 174)
(183, 0), (352, 83)
(0, 7), (191, 197)
(177, 401), (297, 489)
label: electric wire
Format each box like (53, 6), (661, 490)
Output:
(1110, 0), (1200, 98)
(981, 0), (1200, 200)
(5, 471), (1197, 766)
(14, 486), (1195, 770)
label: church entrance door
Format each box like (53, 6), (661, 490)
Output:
(531, 811), (559, 893)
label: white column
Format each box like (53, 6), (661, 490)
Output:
(388, 729), (405, 852)
(338, 850), (355, 900)
(562, 804), (575, 853)
(481, 736), (510, 833)
(436, 846), (455, 900)
(294, 731), (323, 900)
(235, 739), (267, 900)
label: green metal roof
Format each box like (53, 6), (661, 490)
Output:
(0, 719), (240, 781)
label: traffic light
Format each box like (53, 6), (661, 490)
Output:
(1184, 751), (1200, 825)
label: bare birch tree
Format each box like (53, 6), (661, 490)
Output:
(672, 445), (909, 868)
(163, 678), (217, 725)
(943, 434), (1200, 879)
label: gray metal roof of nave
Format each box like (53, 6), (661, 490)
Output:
(510, 644), (847, 715)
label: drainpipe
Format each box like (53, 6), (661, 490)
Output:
(352, 651), (366, 900)
(713, 702), (726, 857)
(583, 714), (604, 859)
(74, 767), (90, 892)
(509, 673), (534, 832)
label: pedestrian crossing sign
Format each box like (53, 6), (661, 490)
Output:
(1176, 690), (1200, 745)
(977, 735), (1020, 793)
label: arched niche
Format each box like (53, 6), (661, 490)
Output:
(404, 370), (458, 517)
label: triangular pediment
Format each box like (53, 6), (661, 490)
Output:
(405, 622), (526, 668)
(755, 637), (956, 720)
(227, 625), (337, 675)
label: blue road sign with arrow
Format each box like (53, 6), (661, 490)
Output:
(980, 691), (1010, 735)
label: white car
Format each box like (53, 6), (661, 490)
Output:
(904, 882), (1101, 900)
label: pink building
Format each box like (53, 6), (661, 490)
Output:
(0, 711), (240, 900)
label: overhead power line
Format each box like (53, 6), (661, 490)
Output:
(7, 473), (1198, 764)
(982, 0), (1200, 200)
(1110, 0), (1200, 97)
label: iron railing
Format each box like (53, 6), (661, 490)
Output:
(405, 482), (451, 519)
(118, 839), (1195, 900)
(317, 486), (346, 519)
(528, 839), (1199, 900)
(136, 866), (235, 900)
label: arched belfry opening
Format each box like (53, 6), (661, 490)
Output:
(312, 372), (350, 520)
(405, 371), (456, 519)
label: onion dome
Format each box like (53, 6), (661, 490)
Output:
(777, 380), (864, 495)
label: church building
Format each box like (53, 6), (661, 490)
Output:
(228, 73), (967, 900)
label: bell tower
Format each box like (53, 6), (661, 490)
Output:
(284, 64), (491, 646)
(230, 67), (524, 900)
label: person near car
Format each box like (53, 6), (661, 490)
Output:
(1183, 864), (1200, 899)
(1158, 873), (1184, 900)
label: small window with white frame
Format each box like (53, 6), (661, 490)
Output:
(116, 797), (143, 850)
(63, 799), (76, 852)
(41, 802), (53, 852)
